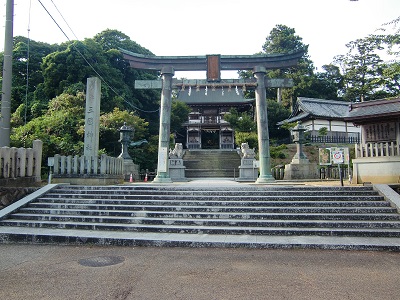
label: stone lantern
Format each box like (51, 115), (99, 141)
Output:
(118, 122), (139, 181)
(283, 121), (318, 180)
(290, 121), (308, 164)
(118, 122), (134, 160)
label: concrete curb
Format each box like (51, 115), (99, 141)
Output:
(1, 227), (400, 251)
(374, 184), (400, 213)
(0, 184), (59, 220)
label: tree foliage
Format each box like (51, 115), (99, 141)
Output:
(2, 29), (161, 169)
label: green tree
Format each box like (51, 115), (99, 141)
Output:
(92, 29), (160, 131)
(99, 107), (149, 158)
(170, 100), (190, 134)
(266, 99), (291, 143)
(223, 108), (257, 148)
(262, 24), (315, 105)
(0, 36), (58, 119)
(314, 64), (345, 99)
(223, 108), (256, 133)
(11, 92), (86, 157)
(334, 35), (385, 101)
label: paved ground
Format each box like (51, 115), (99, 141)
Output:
(1, 244), (400, 300)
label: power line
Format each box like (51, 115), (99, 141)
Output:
(50, 0), (79, 41)
(36, 0), (159, 114)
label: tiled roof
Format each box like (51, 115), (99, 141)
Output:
(345, 98), (400, 121)
(176, 88), (254, 105)
(278, 97), (351, 125)
(296, 97), (351, 118)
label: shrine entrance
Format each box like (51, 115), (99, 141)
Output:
(202, 130), (219, 149)
(121, 49), (303, 183)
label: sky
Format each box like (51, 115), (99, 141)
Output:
(1, 0), (399, 79)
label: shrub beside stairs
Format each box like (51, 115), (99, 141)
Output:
(1, 184), (400, 250)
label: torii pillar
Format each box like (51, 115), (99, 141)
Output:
(254, 66), (274, 183)
(153, 67), (174, 183)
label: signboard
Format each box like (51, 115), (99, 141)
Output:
(331, 147), (349, 164)
(364, 122), (396, 142)
(319, 148), (331, 165)
(157, 147), (168, 172)
(207, 55), (221, 82)
(331, 150), (344, 164)
(135, 80), (162, 89)
(319, 147), (350, 165)
(265, 78), (294, 88)
(253, 160), (260, 168)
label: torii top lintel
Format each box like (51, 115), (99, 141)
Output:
(120, 49), (304, 72)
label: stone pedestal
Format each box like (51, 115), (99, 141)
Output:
(238, 159), (258, 181)
(123, 160), (140, 181)
(284, 162), (318, 180)
(169, 159), (187, 181)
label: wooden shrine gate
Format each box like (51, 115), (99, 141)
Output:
(121, 50), (303, 183)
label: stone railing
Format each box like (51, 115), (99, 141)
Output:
(51, 154), (124, 176)
(0, 140), (43, 184)
(355, 142), (400, 158)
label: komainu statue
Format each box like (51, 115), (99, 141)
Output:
(240, 142), (255, 159)
(169, 143), (184, 159)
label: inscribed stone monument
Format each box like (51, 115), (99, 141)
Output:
(84, 77), (101, 157)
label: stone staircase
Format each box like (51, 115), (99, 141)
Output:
(183, 150), (241, 178)
(1, 184), (400, 250)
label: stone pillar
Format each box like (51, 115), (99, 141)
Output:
(0, 0), (14, 147)
(32, 139), (43, 182)
(253, 66), (275, 183)
(84, 77), (101, 157)
(153, 67), (174, 183)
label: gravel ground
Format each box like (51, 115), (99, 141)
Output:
(1, 244), (400, 300)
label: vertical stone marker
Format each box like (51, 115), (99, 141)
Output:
(84, 77), (101, 157)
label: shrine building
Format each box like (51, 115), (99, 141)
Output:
(176, 87), (254, 150)
(345, 97), (400, 184)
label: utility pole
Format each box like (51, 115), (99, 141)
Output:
(0, 0), (14, 147)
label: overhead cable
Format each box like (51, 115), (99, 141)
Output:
(36, 0), (159, 113)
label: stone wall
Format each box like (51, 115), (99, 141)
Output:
(353, 156), (400, 184)
(0, 187), (38, 209)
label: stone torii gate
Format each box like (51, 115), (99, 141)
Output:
(121, 49), (303, 183)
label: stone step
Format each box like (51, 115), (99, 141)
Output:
(32, 200), (391, 210)
(182, 150), (240, 178)
(45, 189), (379, 196)
(7, 213), (400, 229)
(2, 219), (400, 237)
(26, 203), (396, 213)
(185, 169), (237, 177)
(2, 227), (400, 251)
(15, 208), (400, 221)
(1, 183), (399, 250)
(50, 185), (375, 192)
(37, 194), (384, 202)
